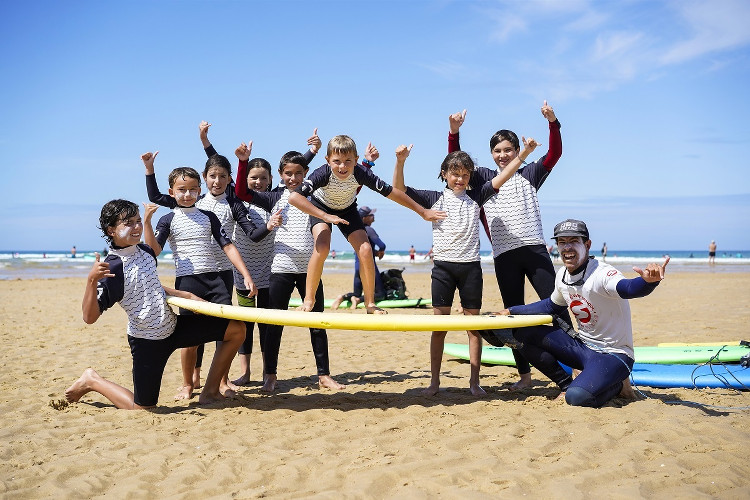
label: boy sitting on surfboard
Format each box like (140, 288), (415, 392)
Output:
(498, 219), (669, 407)
(64, 199), (245, 409)
(392, 137), (538, 397)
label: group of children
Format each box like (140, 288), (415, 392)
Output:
(66, 102), (568, 409)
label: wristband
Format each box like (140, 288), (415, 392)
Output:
(362, 159), (375, 167)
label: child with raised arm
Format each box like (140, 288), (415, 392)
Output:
(288, 135), (447, 315)
(392, 138), (538, 396)
(448, 103), (563, 390)
(198, 122), (318, 385)
(141, 154), (256, 400)
(235, 141), (346, 392)
(64, 199), (245, 409)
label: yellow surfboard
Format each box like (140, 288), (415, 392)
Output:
(166, 296), (552, 332)
(657, 341), (741, 347)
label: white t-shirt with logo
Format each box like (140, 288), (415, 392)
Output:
(550, 258), (633, 359)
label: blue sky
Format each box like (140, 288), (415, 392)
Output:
(2, 0), (749, 252)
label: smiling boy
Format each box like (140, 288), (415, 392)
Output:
(288, 135), (447, 315)
(64, 199), (245, 409)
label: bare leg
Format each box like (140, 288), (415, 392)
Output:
(65, 368), (149, 410)
(300, 223), (330, 312)
(192, 366), (201, 389)
(349, 230), (386, 315)
(423, 306), (450, 396)
(176, 346), (198, 400)
(232, 353), (252, 386)
(199, 320), (245, 404)
(219, 342), (240, 393)
(330, 294), (346, 310)
(319, 374), (346, 390)
(464, 308), (486, 397)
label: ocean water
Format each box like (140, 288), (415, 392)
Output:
(2, 249), (749, 280)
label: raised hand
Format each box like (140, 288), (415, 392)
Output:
(519, 136), (540, 161)
(395, 144), (413, 162)
(365, 142), (380, 163)
(142, 202), (159, 221)
(633, 256), (670, 283)
(234, 141), (253, 161)
(308, 128), (321, 154)
(541, 100), (557, 122)
(199, 120), (212, 144)
(141, 151), (159, 174)
(89, 252), (114, 281)
(449, 109), (467, 134)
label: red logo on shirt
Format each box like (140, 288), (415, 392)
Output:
(569, 299), (592, 323)
(607, 270), (617, 276)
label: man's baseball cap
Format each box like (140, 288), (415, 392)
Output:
(553, 219), (589, 240)
(358, 206), (376, 217)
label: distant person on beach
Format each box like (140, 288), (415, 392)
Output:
(71, 246), (77, 258)
(141, 152), (256, 400)
(601, 242), (607, 262)
(331, 205), (387, 310)
(409, 245), (416, 261)
(287, 135), (446, 315)
(709, 240), (717, 264)
(425, 245), (434, 261)
(394, 137), (539, 397)
(497, 219), (669, 407)
(64, 199), (245, 409)
(330, 250), (336, 259)
(448, 101), (562, 390)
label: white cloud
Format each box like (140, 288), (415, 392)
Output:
(660, 0), (750, 65)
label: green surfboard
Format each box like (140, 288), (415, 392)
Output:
(288, 297), (432, 309)
(443, 343), (749, 366)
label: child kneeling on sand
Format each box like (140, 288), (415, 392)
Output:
(64, 199), (245, 409)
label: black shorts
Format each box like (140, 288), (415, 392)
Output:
(174, 270), (233, 315)
(431, 260), (483, 309)
(127, 315), (230, 406)
(308, 198), (365, 239)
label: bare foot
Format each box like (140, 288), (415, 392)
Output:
(174, 385), (194, 401)
(198, 390), (225, 405)
(350, 297), (362, 310)
(618, 378), (636, 399)
(260, 374), (277, 393)
(220, 381), (240, 394)
(555, 391), (566, 401)
(232, 373), (251, 386)
(366, 304), (387, 315)
(219, 386), (237, 398)
(331, 296), (344, 310)
(470, 384), (487, 397)
(318, 375), (346, 390)
(510, 372), (532, 391)
(422, 384), (440, 396)
(65, 368), (96, 402)
(297, 301), (314, 312)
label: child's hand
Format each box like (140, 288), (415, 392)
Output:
(449, 109), (467, 134)
(422, 209), (447, 222)
(365, 142), (380, 163)
(199, 120), (211, 140)
(395, 144), (413, 162)
(519, 136), (540, 161)
(308, 128), (321, 154)
(235, 141), (253, 161)
(540, 100), (557, 122)
(267, 209), (283, 230)
(141, 151), (159, 174)
(243, 278), (257, 297)
(633, 256), (670, 283)
(142, 202), (159, 221)
(323, 214), (349, 225)
(88, 252), (114, 281)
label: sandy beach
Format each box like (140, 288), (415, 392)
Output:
(1, 269), (749, 498)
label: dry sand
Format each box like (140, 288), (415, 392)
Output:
(1, 270), (749, 498)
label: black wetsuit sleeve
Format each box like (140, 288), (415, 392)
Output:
(295, 165), (330, 196)
(231, 200), (271, 242)
(354, 165), (393, 197)
(204, 144), (218, 158)
(404, 187), (441, 209)
(146, 174), (178, 208)
(97, 255), (124, 312)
